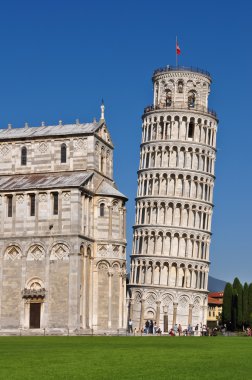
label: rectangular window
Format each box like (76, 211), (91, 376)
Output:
(52, 192), (58, 215)
(7, 195), (13, 217)
(30, 194), (36, 216)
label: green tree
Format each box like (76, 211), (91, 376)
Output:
(248, 283), (252, 326)
(222, 282), (233, 327)
(232, 288), (238, 330)
(243, 282), (249, 326)
(233, 277), (243, 329)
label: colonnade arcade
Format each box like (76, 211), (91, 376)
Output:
(130, 259), (209, 290)
(137, 171), (214, 202)
(141, 115), (217, 148)
(130, 288), (207, 330)
(135, 200), (212, 232)
(139, 144), (215, 175)
(133, 230), (210, 260)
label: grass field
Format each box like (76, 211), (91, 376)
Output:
(0, 336), (251, 379)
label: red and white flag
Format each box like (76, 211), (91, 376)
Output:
(176, 40), (181, 55)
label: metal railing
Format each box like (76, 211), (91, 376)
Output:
(144, 103), (217, 118)
(153, 65), (211, 79)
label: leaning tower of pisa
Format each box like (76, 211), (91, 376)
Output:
(129, 66), (218, 332)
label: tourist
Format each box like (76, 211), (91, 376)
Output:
(169, 328), (175, 336)
(202, 325), (207, 336)
(187, 324), (192, 336)
(145, 320), (150, 334)
(149, 320), (153, 334)
(156, 326), (162, 335)
(195, 323), (199, 336)
(173, 323), (178, 335)
(153, 322), (157, 335)
(128, 319), (133, 333)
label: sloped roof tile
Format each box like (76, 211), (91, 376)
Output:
(0, 171), (92, 191)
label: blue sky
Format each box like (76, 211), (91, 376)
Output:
(0, 0), (251, 283)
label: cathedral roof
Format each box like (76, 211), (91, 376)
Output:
(96, 180), (127, 199)
(0, 171), (92, 191)
(0, 123), (98, 140)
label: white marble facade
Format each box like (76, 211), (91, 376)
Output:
(129, 66), (218, 332)
(0, 108), (127, 334)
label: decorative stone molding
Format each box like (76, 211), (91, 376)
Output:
(73, 138), (87, 151)
(39, 193), (47, 202)
(0, 143), (11, 157)
(50, 243), (69, 260)
(22, 288), (46, 299)
(16, 194), (24, 204)
(62, 191), (71, 201)
(38, 142), (48, 153)
(4, 245), (22, 261)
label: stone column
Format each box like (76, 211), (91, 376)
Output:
(139, 298), (145, 330)
(119, 208), (122, 239)
(202, 305), (208, 325)
(91, 258), (98, 331)
(133, 262), (138, 284)
(19, 253), (27, 329)
(43, 243), (51, 330)
(122, 273), (127, 329)
(68, 252), (81, 331)
(139, 262), (143, 284)
(118, 271), (123, 328)
(156, 301), (161, 326)
(108, 206), (112, 239)
(82, 253), (87, 329)
(188, 304), (193, 326)
(108, 270), (113, 328)
(129, 298), (134, 321)
(172, 302), (178, 326)
(85, 197), (89, 236)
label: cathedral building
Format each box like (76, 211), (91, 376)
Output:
(129, 66), (218, 331)
(0, 104), (127, 334)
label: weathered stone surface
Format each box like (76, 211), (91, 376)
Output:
(0, 116), (127, 334)
(128, 67), (218, 332)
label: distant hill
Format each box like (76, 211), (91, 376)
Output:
(208, 276), (226, 292)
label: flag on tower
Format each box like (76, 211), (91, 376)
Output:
(176, 40), (181, 55)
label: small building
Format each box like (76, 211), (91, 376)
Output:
(0, 104), (127, 334)
(207, 292), (223, 327)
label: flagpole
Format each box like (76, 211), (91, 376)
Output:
(176, 36), (178, 67)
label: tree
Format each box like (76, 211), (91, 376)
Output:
(232, 288), (238, 330)
(243, 283), (249, 326)
(222, 282), (233, 327)
(233, 277), (243, 329)
(248, 283), (252, 326)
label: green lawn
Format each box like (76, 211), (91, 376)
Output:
(0, 336), (251, 379)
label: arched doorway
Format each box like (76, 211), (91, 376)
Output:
(22, 278), (45, 329)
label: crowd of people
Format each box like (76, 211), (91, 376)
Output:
(128, 319), (225, 336)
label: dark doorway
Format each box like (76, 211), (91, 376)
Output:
(30, 303), (41, 328)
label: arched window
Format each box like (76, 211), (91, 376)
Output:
(165, 90), (172, 106)
(100, 203), (105, 217)
(21, 146), (27, 166)
(61, 143), (67, 163)
(177, 80), (184, 93)
(100, 148), (105, 173)
(188, 122), (194, 139)
(188, 91), (196, 108)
